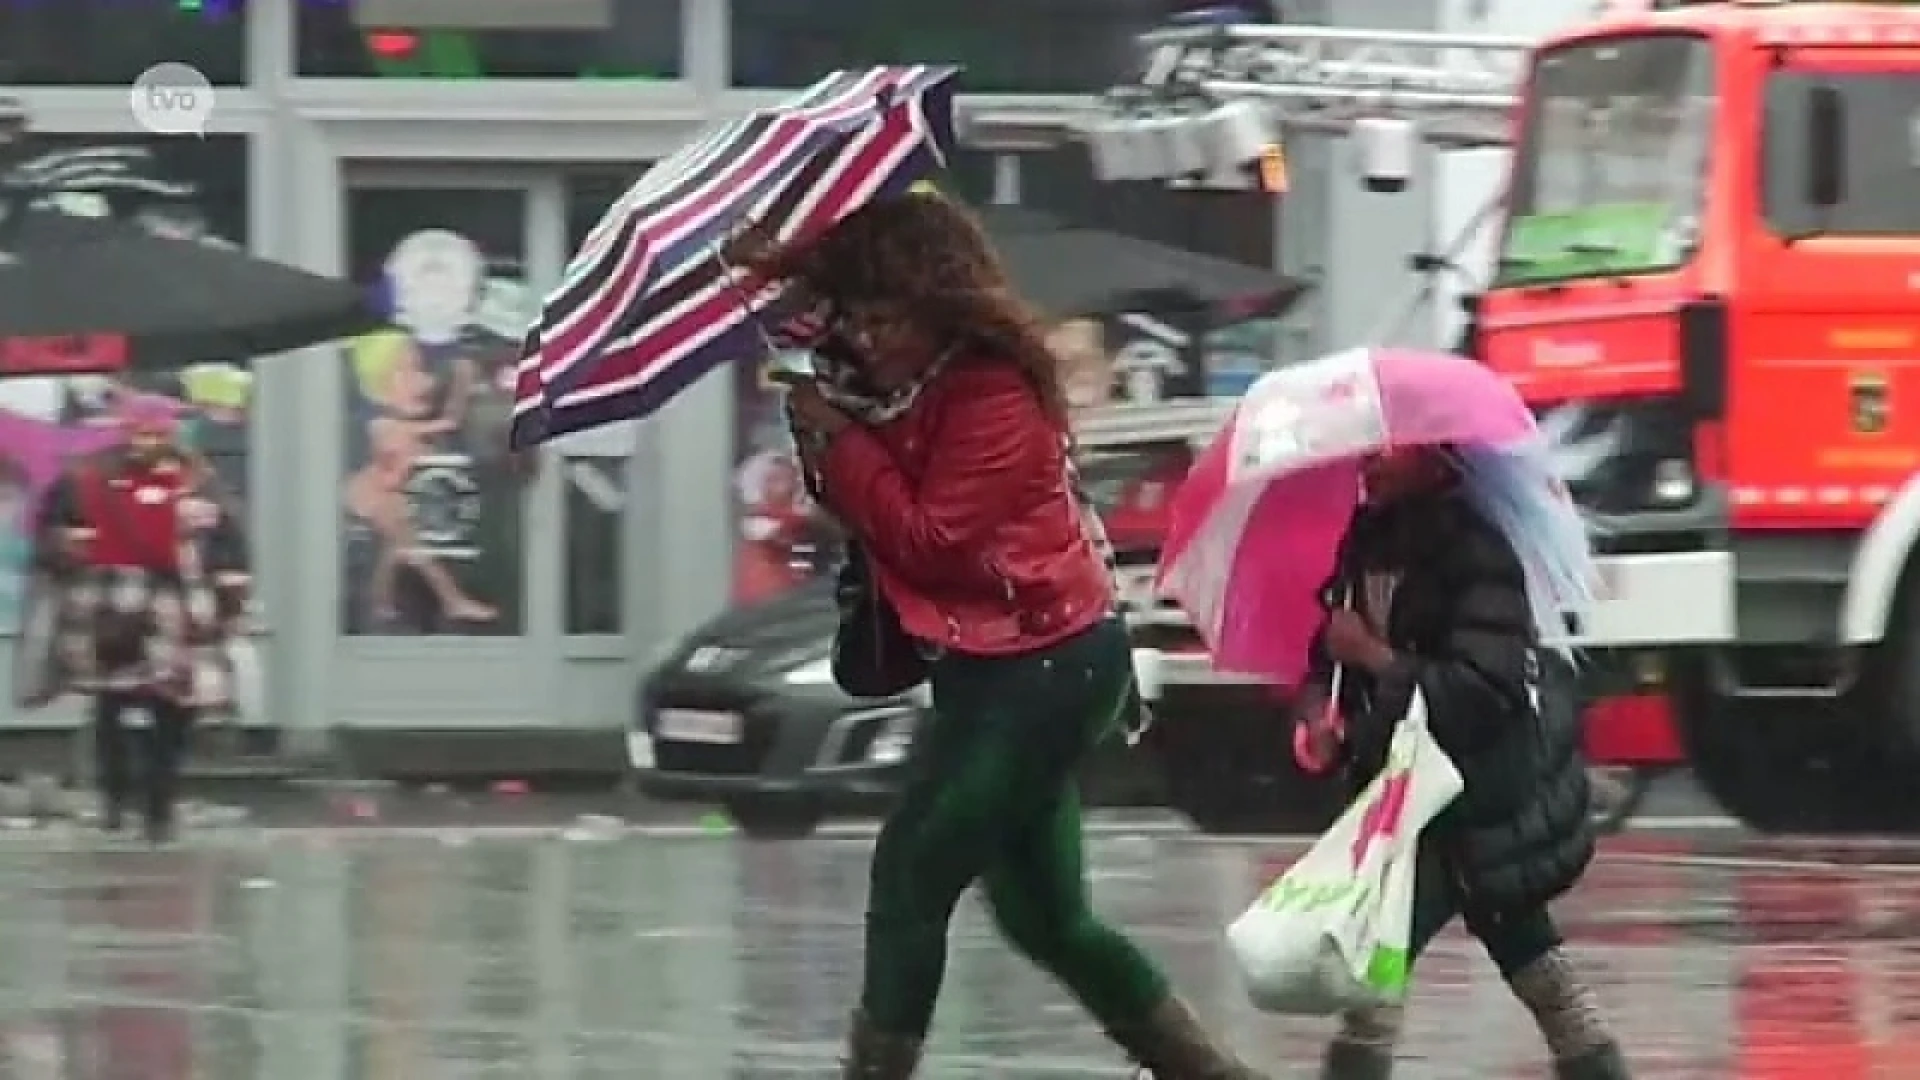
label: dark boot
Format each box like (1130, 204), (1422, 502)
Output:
(1321, 1040), (1393, 1080)
(1321, 1003), (1399, 1080)
(99, 795), (126, 833)
(840, 1010), (920, 1079)
(143, 805), (175, 847)
(1107, 995), (1267, 1079)
(1554, 1041), (1631, 1080)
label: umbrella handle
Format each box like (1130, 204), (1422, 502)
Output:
(710, 237), (790, 365)
(1324, 581), (1354, 726)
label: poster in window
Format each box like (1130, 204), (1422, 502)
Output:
(0, 135), (251, 633)
(339, 189), (527, 636)
(731, 354), (841, 605)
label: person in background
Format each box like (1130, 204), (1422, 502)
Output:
(1291, 444), (1628, 1080)
(742, 191), (1266, 1080)
(29, 393), (249, 844)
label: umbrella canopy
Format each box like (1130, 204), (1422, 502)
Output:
(1156, 347), (1594, 685)
(515, 65), (960, 449)
(0, 207), (382, 375)
(981, 216), (1310, 321)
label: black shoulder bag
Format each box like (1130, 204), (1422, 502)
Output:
(829, 539), (929, 698)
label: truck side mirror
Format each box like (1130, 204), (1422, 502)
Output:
(1805, 85), (1846, 208)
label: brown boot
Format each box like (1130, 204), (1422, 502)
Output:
(1106, 995), (1268, 1079)
(841, 1010), (921, 1079)
(1508, 949), (1624, 1077)
(1554, 1041), (1632, 1080)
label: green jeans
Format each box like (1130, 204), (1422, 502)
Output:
(859, 617), (1172, 1037)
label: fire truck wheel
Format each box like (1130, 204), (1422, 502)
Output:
(1858, 584), (1920, 768)
(1672, 657), (1895, 833)
(1143, 711), (1342, 835)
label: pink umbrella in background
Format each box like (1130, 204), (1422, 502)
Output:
(0, 407), (123, 511)
(1156, 347), (1560, 686)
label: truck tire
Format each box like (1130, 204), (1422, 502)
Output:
(1857, 574), (1920, 769)
(1143, 705), (1340, 835)
(1670, 655), (1889, 832)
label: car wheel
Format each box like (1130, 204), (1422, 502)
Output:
(724, 797), (826, 840)
(1144, 704), (1339, 836)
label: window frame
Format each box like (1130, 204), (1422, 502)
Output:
(1758, 67), (1920, 239)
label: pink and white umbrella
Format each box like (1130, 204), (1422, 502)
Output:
(1156, 346), (1578, 686)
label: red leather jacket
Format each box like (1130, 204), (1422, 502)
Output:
(817, 358), (1114, 657)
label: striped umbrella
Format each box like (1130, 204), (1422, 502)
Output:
(511, 65), (960, 448)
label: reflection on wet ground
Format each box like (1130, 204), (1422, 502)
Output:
(0, 820), (1915, 1077)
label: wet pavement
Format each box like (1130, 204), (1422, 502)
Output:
(0, 811), (1912, 1078)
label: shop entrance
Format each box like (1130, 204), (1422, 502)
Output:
(330, 165), (645, 732)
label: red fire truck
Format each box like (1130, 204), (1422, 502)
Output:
(1097, 0), (1920, 831)
(1471, 0), (1920, 830)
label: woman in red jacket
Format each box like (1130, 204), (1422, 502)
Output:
(749, 193), (1266, 1080)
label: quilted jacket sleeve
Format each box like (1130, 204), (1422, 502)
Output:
(1372, 510), (1536, 755)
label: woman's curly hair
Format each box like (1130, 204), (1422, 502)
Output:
(740, 193), (1069, 425)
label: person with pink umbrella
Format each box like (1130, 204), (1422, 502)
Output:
(1158, 348), (1628, 1079)
(23, 391), (249, 844)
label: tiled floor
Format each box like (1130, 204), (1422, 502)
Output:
(0, 820), (1912, 1077)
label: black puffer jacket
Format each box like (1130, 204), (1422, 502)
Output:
(1307, 489), (1593, 913)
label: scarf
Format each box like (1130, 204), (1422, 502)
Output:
(812, 337), (948, 425)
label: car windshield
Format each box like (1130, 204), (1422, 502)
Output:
(1496, 34), (1716, 287)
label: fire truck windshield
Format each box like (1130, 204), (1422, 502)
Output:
(1763, 68), (1920, 236)
(1496, 34), (1715, 287)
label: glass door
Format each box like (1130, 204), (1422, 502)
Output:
(333, 168), (561, 727)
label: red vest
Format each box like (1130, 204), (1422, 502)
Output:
(76, 459), (188, 572)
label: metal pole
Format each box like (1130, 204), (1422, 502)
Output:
(990, 152), (1022, 206)
(1365, 182), (1506, 347)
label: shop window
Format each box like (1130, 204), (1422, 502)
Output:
(339, 187), (528, 637)
(0, 0), (246, 87)
(562, 456), (624, 635)
(558, 169), (652, 636)
(728, 0), (1163, 93)
(0, 135), (252, 631)
(296, 0), (681, 79)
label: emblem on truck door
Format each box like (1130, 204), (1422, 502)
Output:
(1851, 371), (1890, 435)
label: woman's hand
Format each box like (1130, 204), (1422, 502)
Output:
(1290, 684), (1344, 775)
(1322, 608), (1397, 673)
(785, 380), (852, 438)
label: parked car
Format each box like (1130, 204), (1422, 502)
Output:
(628, 577), (1163, 837)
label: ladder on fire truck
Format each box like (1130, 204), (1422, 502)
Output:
(1085, 21), (1535, 684)
(1126, 23), (1528, 148)
(1079, 21), (1532, 455)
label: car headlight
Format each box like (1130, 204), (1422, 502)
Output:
(783, 655), (836, 686)
(865, 713), (917, 765)
(1649, 458), (1695, 507)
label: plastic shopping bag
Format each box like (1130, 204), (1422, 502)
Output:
(1226, 688), (1464, 1014)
